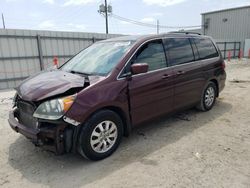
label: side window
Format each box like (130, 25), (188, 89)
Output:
(193, 38), (219, 59)
(164, 38), (194, 66)
(134, 40), (167, 71)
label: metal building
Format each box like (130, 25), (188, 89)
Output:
(201, 5), (250, 57)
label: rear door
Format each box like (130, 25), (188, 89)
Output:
(125, 39), (174, 125)
(163, 37), (204, 110)
(192, 37), (221, 80)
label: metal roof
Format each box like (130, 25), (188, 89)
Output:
(201, 5), (250, 15)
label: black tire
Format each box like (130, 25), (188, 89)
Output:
(196, 81), (217, 112)
(77, 110), (123, 161)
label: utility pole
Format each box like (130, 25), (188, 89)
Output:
(104, 0), (108, 34)
(98, 1), (112, 34)
(1, 13), (5, 29)
(157, 20), (159, 34)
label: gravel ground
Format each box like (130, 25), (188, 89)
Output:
(0, 59), (250, 188)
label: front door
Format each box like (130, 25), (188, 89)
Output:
(127, 39), (174, 125)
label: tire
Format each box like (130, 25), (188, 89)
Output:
(77, 110), (123, 161)
(196, 81), (217, 112)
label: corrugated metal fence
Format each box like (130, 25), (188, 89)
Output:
(0, 29), (121, 89)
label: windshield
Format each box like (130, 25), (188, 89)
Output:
(61, 41), (134, 76)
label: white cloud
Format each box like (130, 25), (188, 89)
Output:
(121, 32), (143, 35)
(38, 20), (56, 29)
(142, 0), (186, 7)
(29, 12), (42, 20)
(140, 17), (155, 23)
(67, 23), (86, 30)
(6, 0), (55, 4)
(200, 0), (250, 14)
(151, 12), (164, 17)
(63, 0), (95, 6)
(38, 20), (87, 31)
(43, 0), (54, 4)
(119, 21), (132, 25)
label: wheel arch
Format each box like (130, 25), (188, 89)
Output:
(101, 106), (131, 137)
(73, 105), (131, 155)
(80, 105), (131, 137)
(209, 78), (219, 97)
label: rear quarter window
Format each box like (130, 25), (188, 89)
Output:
(193, 38), (219, 60)
(164, 38), (194, 66)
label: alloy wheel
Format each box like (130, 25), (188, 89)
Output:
(205, 86), (215, 107)
(90, 120), (118, 153)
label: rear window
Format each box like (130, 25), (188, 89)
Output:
(193, 38), (219, 60)
(164, 38), (194, 66)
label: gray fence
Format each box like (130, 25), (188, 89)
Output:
(0, 29), (121, 89)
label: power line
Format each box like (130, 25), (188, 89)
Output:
(111, 14), (156, 28)
(111, 13), (202, 29)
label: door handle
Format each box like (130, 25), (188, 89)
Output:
(161, 74), (172, 79)
(176, 70), (185, 76)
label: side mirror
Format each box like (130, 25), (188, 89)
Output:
(131, 63), (148, 75)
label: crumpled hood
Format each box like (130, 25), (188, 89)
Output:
(16, 70), (85, 101)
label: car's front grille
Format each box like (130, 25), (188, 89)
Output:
(16, 99), (39, 129)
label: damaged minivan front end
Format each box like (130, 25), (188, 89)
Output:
(8, 38), (135, 160)
(8, 70), (90, 154)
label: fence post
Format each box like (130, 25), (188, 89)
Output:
(239, 42), (241, 58)
(92, 37), (96, 43)
(224, 42), (227, 59)
(37, 35), (44, 70)
(238, 49), (243, 60)
(233, 42), (236, 58)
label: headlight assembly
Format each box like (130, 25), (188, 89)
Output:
(33, 95), (76, 120)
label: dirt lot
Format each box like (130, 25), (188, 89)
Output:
(0, 59), (250, 188)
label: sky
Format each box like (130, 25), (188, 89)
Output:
(0, 0), (250, 34)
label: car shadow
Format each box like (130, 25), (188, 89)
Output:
(8, 100), (232, 187)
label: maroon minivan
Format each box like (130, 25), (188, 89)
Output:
(9, 32), (226, 160)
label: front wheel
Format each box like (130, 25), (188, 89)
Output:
(197, 82), (217, 111)
(78, 110), (123, 161)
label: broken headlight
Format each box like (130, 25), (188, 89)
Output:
(33, 95), (76, 120)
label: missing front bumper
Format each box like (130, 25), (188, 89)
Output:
(8, 110), (74, 155)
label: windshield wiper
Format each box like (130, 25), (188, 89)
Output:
(69, 70), (90, 87)
(69, 70), (92, 76)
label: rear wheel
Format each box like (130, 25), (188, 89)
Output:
(78, 110), (123, 160)
(197, 81), (217, 111)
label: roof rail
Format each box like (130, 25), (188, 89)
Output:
(168, 31), (201, 35)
